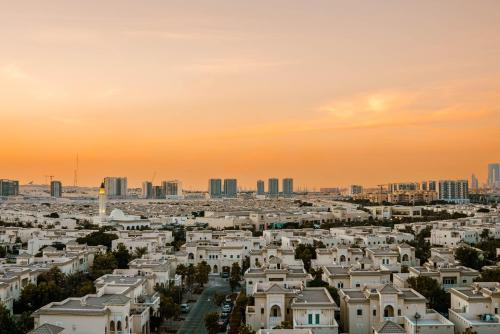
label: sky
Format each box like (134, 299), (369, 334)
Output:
(1, 0), (500, 190)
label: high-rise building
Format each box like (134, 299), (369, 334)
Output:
(163, 180), (183, 197)
(421, 180), (437, 192)
(282, 178), (294, 197)
(209, 179), (222, 198)
(268, 178), (279, 198)
(50, 180), (62, 198)
(350, 184), (363, 195)
(256, 180), (265, 196)
(0, 179), (19, 197)
(104, 177), (127, 199)
(388, 182), (419, 193)
(142, 181), (153, 199)
(438, 180), (469, 203)
(471, 174), (479, 191)
(98, 182), (107, 222)
(223, 179), (237, 198)
(152, 185), (164, 199)
(488, 163), (500, 188)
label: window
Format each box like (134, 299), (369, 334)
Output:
(261, 308), (264, 314)
(357, 309), (363, 316)
(398, 309), (401, 316)
(373, 310), (376, 316)
(315, 314), (320, 324)
(308, 314), (313, 324)
(249, 281), (253, 285)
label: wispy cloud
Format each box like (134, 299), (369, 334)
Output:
(181, 58), (298, 74)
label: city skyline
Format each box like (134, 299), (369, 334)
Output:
(1, 1), (500, 189)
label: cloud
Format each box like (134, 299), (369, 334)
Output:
(181, 58), (298, 74)
(2, 64), (36, 83)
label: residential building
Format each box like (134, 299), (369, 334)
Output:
(350, 185), (363, 196)
(471, 174), (479, 191)
(449, 282), (500, 334)
(406, 264), (479, 290)
(223, 178), (237, 198)
(104, 177), (127, 199)
(283, 178), (294, 197)
(142, 181), (153, 199)
(162, 180), (182, 197)
(339, 284), (440, 334)
(438, 180), (469, 203)
(388, 183), (419, 193)
(50, 181), (62, 198)
(0, 179), (19, 197)
(246, 284), (338, 333)
(421, 181), (437, 192)
(257, 180), (265, 196)
(268, 178), (279, 198)
(488, 163), (500, 188)
(209, 178), (222, 198)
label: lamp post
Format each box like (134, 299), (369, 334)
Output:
(414, 312), (421, 334)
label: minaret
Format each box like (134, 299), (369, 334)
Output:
(98, 182), (107, 222)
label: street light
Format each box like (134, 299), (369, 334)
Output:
(414, 312), (421, 334)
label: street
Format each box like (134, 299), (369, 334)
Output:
(177, 276), (232, 334)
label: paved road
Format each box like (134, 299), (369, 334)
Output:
(177, 276), (231, 334)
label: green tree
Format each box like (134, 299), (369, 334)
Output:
(185, 264), (196, 289)
(238, 324), (256, 334)
(37, 267), (66, 286)
(213, 292), (225, 306)
(176, 263), (187, 288)
(195, 261), (211, 287)
(273, 321), (293, 329)
(480, 228), (491, 241)
(92, 252), (118, 278)
(76, 229), (118, 249)
(134, 246), (148, 259)
(407, 276), (449, 313)
(159, 295), (180, 322)
(455, 246), (484, 270)
(0, 304), (18, 334)
(475, 269), (500, 282)
(204, 311), (220, 334)
(230, 262), (242, 291)
(113, 243), (131, 269)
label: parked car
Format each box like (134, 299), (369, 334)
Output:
(221, 272), (229, 278)
(180, 304), (190, 313)
(222, 304), (232, 313)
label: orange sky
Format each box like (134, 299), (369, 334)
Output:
(1, 1), (500, 190)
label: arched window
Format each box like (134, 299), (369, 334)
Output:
(125, 316), (129, 328)
(384, 305), (394, 317)
(340, 255), (346, 262)
(117, 321), (122, 331)
(188, 253), (194, 260)
(270, 305), (281, 317)
(110, 320), (115, 332)
(402, 254), (409, 262)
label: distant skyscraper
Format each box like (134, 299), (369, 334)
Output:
(223, 179), (237, 198)
(104, 177), (127, 199)
(152, 185), (164, 199)
(350, 185), (363, 195)
(268, 178), (279, 198)
(50, 180), (62, 198)
(98, 182), (107, 222)
(438, 180), (469, 203)
(256, 180), (265, 196)
(488, 163), (500, 188)
(0, 179), (19, 197)
(471, 174), (479, 190)
(209, 179), (222, 198)
(163, 180), (183, 197)
(142, 181), (153, 199)
(282, 178), (294, 197)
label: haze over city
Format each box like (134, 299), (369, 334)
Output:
(1, 0), (500, 189)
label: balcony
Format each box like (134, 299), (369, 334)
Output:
(269, 316), (282, 328)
